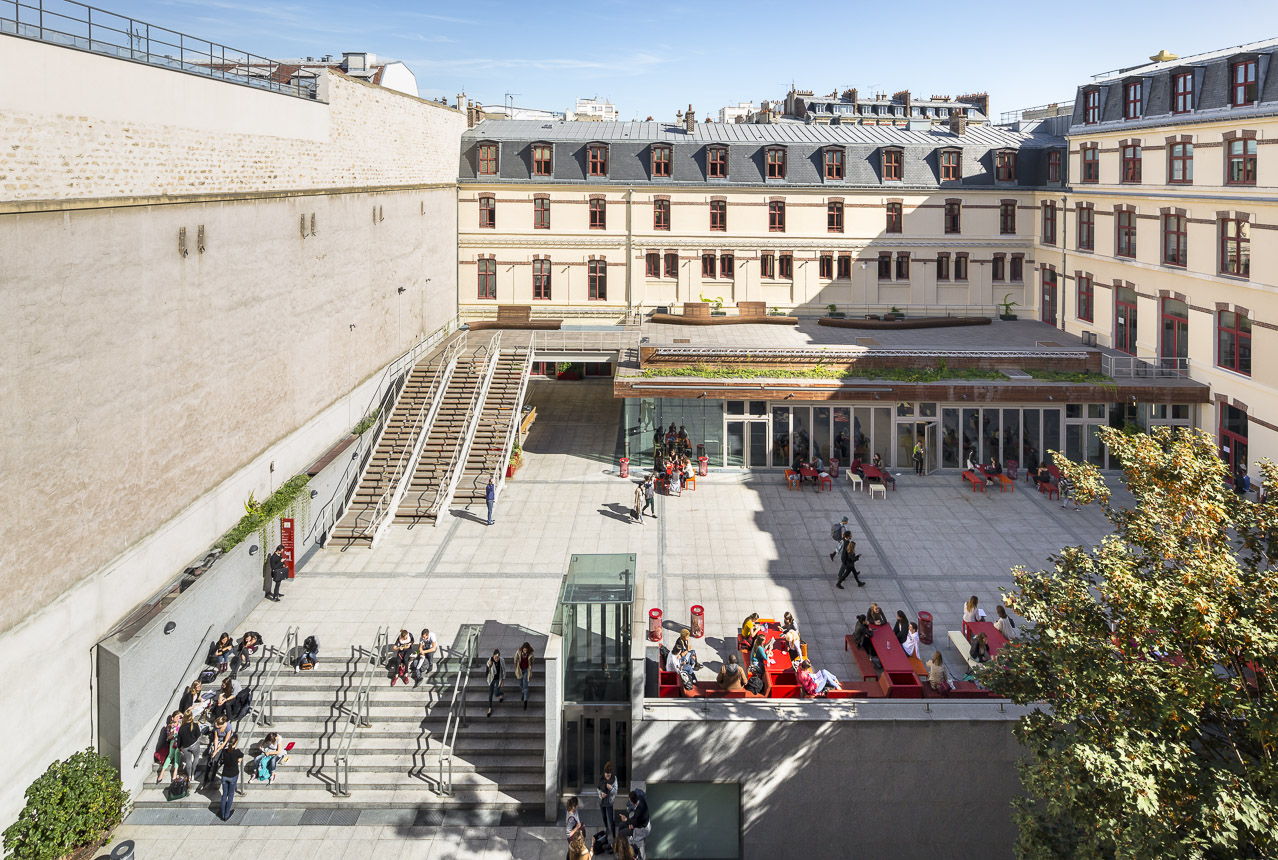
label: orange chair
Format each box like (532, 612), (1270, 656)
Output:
(685, 474), (696, 491)
(785, 470), (800, 490)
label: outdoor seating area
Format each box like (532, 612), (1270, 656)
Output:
(467, 305), (562, 330)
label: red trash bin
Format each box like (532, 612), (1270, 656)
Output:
(619, 457), (630, 478)
(690, 605), (705, 638)
(648, 608), (663, 641)
(698, 456), (708, 477)
(917, 610), (934, 645)
(829, 458), (840, 478)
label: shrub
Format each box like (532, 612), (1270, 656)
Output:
(216, 474), (310, 553)
(3, 748), (129, 860)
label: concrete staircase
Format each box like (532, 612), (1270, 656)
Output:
(134, 650), (545, 811)
(453, 349), (529, 511)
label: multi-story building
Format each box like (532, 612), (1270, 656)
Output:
(569, 97), (619, 122)
(1043, 38), (1278, 470)
(718, 101), (758, 124)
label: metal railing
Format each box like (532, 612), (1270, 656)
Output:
(1102, 354), (1191, 379)
(332, 627), (388, 797)
(239, 626), (298, 795)
(133, 623), (214, 770)
(530, 330), (642, 353)
(437, 626), (482, 796)
(1000, 101), (1074, 124)
(1, 0), (317, 99)
(660, 303), (1001, 320)
(491, 346), (535, 500)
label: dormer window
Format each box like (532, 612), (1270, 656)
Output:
(707, 146), (728, 179)
(1047, 148), (1062, 183)
(995, 150), (1016, 182)
(939, 148), (961, 181)
(1173, 71), (1194, 113)
(1231, 57), (1258, 106)
(823, 147), (844, 180)
(651, 145), (672, 178)
(1084, 88), (1100, 124)
(532, 143), (553, 176)
(1123, 79), (1143, 119)
(477, 142), (498, 175)
(587, 144), (608, 177)
(881, 147), (902, 181)
(765, 146), (787, 179)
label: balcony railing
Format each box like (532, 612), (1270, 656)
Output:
(1102, 354), (1190, 378)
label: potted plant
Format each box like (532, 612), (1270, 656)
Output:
(506, 443), (523, 478)
(3, 748), (130, 860)
(768, 306), (784, 316)
(699, 292), (727, 316)
(998, 293), (1019, 321)
(884, 305), (904, 321)
(556, 362), (581, 381)
(826, 303), (846, 319)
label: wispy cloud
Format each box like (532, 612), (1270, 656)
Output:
(405, 52), (666, 75)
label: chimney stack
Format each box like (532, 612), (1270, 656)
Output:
(949, 111), (968, 136)
(685, 104), (696, 132)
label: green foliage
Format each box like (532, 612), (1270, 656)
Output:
(769, 306), (782, 316)
(216, 474), (310, 553)
(698, 292), (724, 311)
(3, 748), (129, 860)
(351, 406), (380, 437)
(1024, 369), (1112, 384)
(986, 426), (1278, 860)
(639, 362), (1005, 382)
(999, 292), (1020, 314)
(827, 304), (839, 316)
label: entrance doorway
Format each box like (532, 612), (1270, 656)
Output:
(895, 420), (938, 473)
(726, 421), (769, 467)
(563, 705), (630, 794)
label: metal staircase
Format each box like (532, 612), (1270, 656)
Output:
(453, 346), (534, 513)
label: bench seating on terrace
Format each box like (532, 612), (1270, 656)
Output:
(468, 305), (563, 330)
(649, 301), (797, 326)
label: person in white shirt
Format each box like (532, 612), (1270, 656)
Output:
(962, 595), (987, 623)
(902, 622), (921, 658)
(993, 605), (1017, 638)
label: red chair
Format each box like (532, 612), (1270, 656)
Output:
(819, 475), (833, 492)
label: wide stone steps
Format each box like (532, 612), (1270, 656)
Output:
(134, 786), (542, 810)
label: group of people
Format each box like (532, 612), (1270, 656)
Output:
(827, 516), (864, 588)
(566, 770), (649, 859)
(483, 643), (537, 717)
(846, 454), (896, 490)
(389, 628), (439, 687)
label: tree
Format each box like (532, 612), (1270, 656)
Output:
(3, 748), (129, 860)
(985, 426), (1278, 860)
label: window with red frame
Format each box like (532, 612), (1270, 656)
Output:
(992, 254), (1006, 281)
(532, 259), (551, 300)
(940, 150), (961, 181)
(824, 148), (844, 180)
(1081, 146), (1099, 182)
(479, 196), (495, 228)
(653, 199), (670, 231)
(651, 145), (671, 177)
(1084, 89), (1100, 124)
(761, 253), (775, 279)
(1077, 274), (1094, 322)
(1220, 218), (1250, 278)
(885, 202), (902, 234)
(1161, 298), (1188, 369)
(1116, 209), (1137, 258)
(1048, 149), (1062, 182)
(1220, 405), (1249, 473)
(533, 144), (552, 176)
(1115, 286), (1137, 355)
(707, 147), (727, 179)
(1010, 255), (1024, 282)
(1000, 201), (1017, 235)
(766, 147), (786, 179)
(877, 253), (891, 280)
(1168, 142), (1193, 183)
(768, 201), (785, 232)
(663, 252), (678, 278)
(478, 143), (498, 175)
(779, 254), (793, 279)
(936, 254), (950, 281)
(588, 259), (607, 300)
(819, 255), (833, 279)
(1173, 72), (1193, 113)
(644, 252), (659, 277)
(1077, 204), (1095, 251)
(1121, 144), (1142, 182)
(701, 253), (716, 278)
(995, 151), (1016, 181)
(589, 198), (606, 229)
(533, 197), (550, 229)
(720, 253), (734, 279)
(1218, 311), (1252, 375)
(1227, 138), (1257, 185)
(1042, 200), (1057, 245)
(1124, 81), (1143, 119)
(1232, 59), (1257, 106)
(828, 201), (844, 233)
(944, 200), (961, 234)
(1163, 214), (1187, 267)
(895, 253), (910, 280)
(837, 255), (851, 279)
(710, 200), (726, 231)
(588, 145), (608, 177)
(882, 148), (902, 181)
(477, 258), (495, 299)
(955, 253), (969, 281)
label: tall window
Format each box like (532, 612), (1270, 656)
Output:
(954, 253), (969, 281)
(1081, 145), (1099, 183)
(1115, 286), (1138, 355)
(1077, 204), (1095, 251)
(588, 259), (607, 300)
(1218, 311), (1252, 375)
(477, 258), (495, 299)
(1048, 149), (1062, 182)
(533, 197), (550, 229)
(1220, 218), (1250, 278)
(533, 144), (552, 176)
(1042, 269), (1057, 325)
(819, 254), (833, 279)
(1161, 298), (1188, 369)
(768, 201), (785, 232)
(1077, 274), (1094, 322)
(936, 254), (950, 281)
(1124, 81), (1143, 119)
(1084, 88), (1100, 124)
(709, 200), (726, 231)
(1121, 144), (1142, 183)
(992, 254), (1006, 281)
(885, 202), (902, 234)
(1227, 138), (1257, 185)
(588, 145), (608, 177)
(644, 253), (659, 277)
(999, 201), (1017, 235)
(1173, 72), (1193, 113)
(1010, 255), (1024, 282)
(944, 200), (961, 234)
(1162, 214), (1187, 267)
(664, 252), (678, 278)
(1220, 405), (1248, 473)
(940, 149), (961, 181)
(653, 199), (670, 230)
(1232, 59), (1257, 106)
(837, 255), (851, 279)
(895, 253), (910, 281)
(589, 198), (606, 230)
(824, 149), (844, 180)
(1168, 142), (1193, 183)
(532, 258), (551, 300)
(877, 253), (891, 280)
(828, 201), (844, 233)
(701, 253), (716, 278)
(707, 147), (727, 179)
(651, 145), (672, 177)
(766, 147), (786, 179)
(995, 151), (1016, 181)
(882, 148), (902, 181)
(1116, 209), (1137, 258)
(720, 253), (734, 279)
(779, 254), (793, 279)
(478, 195), (495, 228)
(1042, 201), (1057, 245)
(478, 143), (498, 175)
(761, 253), (775, 279)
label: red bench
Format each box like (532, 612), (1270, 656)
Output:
(993, 474), (1014, 493)
(962, 470), (985, 492)
(845, 635), (878, 681)
(1038, 481), (1059, 500)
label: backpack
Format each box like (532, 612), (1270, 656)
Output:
(165, 774), (190, 801)
(199, 667), (217, 684)
(658, 644), (670, 667)
(745, 673), (765, 695)
(679, 667), (696, 690)
(230, 688), (252, 721)
(256, 756), (272, 781)
(830, 522), (843, 542)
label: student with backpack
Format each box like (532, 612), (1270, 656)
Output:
(485, 649), (506, 717)
(828, 516), (849, 561)
(255, 732), (286, 783)
(297, 635), (319, 670)
(411, 629), (437, 685)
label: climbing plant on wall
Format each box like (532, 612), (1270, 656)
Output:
(217, 474), (311, 553)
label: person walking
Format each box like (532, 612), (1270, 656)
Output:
(485, 649), (506, 717)
(598, 761), (619, 844)
(836, 532), (864, 588)
(217, 735), (243, 821)
(267, 544), (287, 601)
(641, 475), (657, 520)
(633, 481), (644, 525)
(1058, 474), (1079, 511)
(912, 442), (925, 476)
(485, 479), (496, 525)
(829, 516), (849, 560)
(514, 642), (535, 710)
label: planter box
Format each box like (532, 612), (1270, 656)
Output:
(827, 312), (846, 319)
(864, 314), (880, 320)
(710, 311), (727, 316)
(506, 464), (515, 478)
(999, 314), (1018, 321)
(557, 371), (581, 380)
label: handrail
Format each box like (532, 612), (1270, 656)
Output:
(1102, 354), (1189, 379)
(239, 626), (297, 795)
(437, 626), (482, 796)
(490, 345), (535, 501)
(332, 626), (388, 796)
(133, 623), (214, 769)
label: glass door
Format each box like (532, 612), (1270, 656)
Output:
(923, 422), (938, 475)
(726, 421), (744, 467)
(747, 422), (769, 468)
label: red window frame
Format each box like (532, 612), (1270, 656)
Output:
(1120, 144), (1142, 183)
(589, 198), (606, 230)
(940, 150), (961, 181)
(709, 200), (726, 231)
(944, 200), (961, 234)
(533, 197), (550, 229)
(1076, 274), (1093, 322)
(532, 144), (552, 176)
(828, 201), (844, 233)
(895, 253), (910, 281)
(1077, 204), (1095, 251)
(1116, 209), (1137, 258)
(478, 195), (495, 229)
(766, 147), (786, 179)
(644, 252), (659, 278)
(1168, 143), (1193, 184)
(819, 254), (833, 279)
(1219, 405), (1248, 473)
(1226, 139), (1257, 186)
(1041, 269), (1057, 325)
(653, 198), (670, 231)
(1000, 201), (1017, 235)
(1081, 146), (1099, 183)
(995, 151), (1016, 182)
(588, 145), (608, 177)
(651, 145), (672, 178)
(1114, 287), (1138, 355)
(701, 253), (716, 278)
(720, 253), (734, 279)
(768, 201), (785, 232)
(1162, 214), (1187, 267)
(1010, 255), (1024, 282)
(954, 253), (969, 281)
(1161, 298), (1188, 367)
(477, 258), (496, 300)
(779, 254), (793, 279)
(707, 147), (727, 179)
(532, 258), (551, 300)
(992, 254), (1006, 281)
(1042, 201), (1057, 245)
(882, 148), (902, 181)
(877, 253), (891, 280)
(1173, 72), (1193, 113)
(1220, 218), (1250, 278)
(761, 253), (775, 279)
(936, 254), (950, 281)
(478, 143), (498, 175)
(663, 252), (678, 279)
(1217, 311), (1252, 376)
(885, 202), (902, 234)
(1232, 59), (1257, 106)
(824, 148), (844, 180)
(1124, 81), (1143, 119)
(837, 255), (851, 279)
(588, 259), (607, 300)
(1047, 149), (1062, 182)
(1084, 89), (1100, 124)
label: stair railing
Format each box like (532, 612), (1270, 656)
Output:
(437, 625), (482, 796)
(332, 626), (388, 796)
(239, 626), (297, 795)
(489, 345), (535, 501)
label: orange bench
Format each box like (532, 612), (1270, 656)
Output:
(994, 474), (1014, 493)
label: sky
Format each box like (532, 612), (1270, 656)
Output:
(111, 0), (1278, 120)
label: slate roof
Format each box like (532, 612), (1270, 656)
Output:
(1068, 37), (1278, 133)
(459, 120), (1065, 189)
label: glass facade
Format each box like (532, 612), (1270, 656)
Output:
(553, 554), (634, 704)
